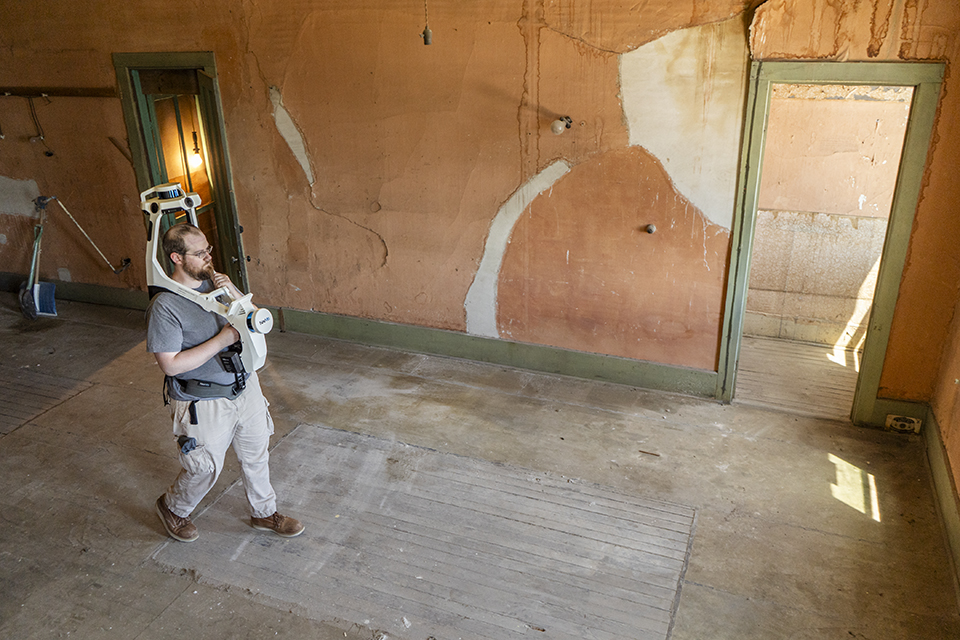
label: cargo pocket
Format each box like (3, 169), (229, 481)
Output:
(263, 397), (275, 437)
(178, 445), (216, 475)
(171, 401), (215, 475)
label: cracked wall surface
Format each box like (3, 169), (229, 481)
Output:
(621, 16), (750, 230)
(488, 16), (746, 368)
(0, 92), (144, 288)
(269, 87), (314, 185)
(0, 0), (957, 387)
(758, 84), (912, 218)
(497, 147), (729, 369)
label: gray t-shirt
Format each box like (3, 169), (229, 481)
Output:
(146, 282), (238, 398)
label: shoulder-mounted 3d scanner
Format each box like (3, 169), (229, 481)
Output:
(140, 183), (272, 374)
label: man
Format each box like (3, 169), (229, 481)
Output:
(147, 222), (303, 542)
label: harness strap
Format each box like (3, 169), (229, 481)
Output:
(164, 375), (243, 401)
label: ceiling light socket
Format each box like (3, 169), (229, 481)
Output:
(551, 116), (573, 135)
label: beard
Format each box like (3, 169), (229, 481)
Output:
(184, 260), (215, 282)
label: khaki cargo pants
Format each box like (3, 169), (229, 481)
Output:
(161, 371), (277, 519)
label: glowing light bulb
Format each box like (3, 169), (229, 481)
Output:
(189, 131), (203, 169)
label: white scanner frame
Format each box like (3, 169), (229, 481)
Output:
(140, 182), (272, 373)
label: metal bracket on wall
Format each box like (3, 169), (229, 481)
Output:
(1, 87), (118, 98)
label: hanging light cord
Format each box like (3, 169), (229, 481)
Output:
(421, 0), (432, 44)
(28, 97), (45, 141)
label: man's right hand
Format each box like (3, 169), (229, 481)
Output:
(219, 323), (241, 346)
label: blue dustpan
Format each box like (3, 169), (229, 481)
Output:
(20, 221), (57, 319)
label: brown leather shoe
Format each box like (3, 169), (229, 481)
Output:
(251, 512), (305, 538)
(155, 495), (199, 542)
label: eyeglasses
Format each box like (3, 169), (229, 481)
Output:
(181, 245), (213, 259)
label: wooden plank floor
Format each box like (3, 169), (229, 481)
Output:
(734, 336), (860, 421)
(0, 365), (92, 434)
(154, 425), (697, 640)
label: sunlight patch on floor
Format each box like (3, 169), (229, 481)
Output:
(829, 453), (881, 522)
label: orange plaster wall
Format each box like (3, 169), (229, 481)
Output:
(925, 66), (960, 487)
(544, 0), (754, 52)
(14, 0), (958, 388)
(758, 91), (911, 219)
(498, 147), (730, 369)
(933, 295), (960, 494)
(0, 95), (145, 290)
(0, 2), (240, 292)
(3, 0), (744, 357)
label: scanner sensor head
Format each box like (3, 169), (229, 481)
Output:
(139, 182), (202, 216)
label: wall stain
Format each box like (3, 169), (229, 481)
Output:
(898, 0), (920, 59)
(518, 0), (545, 182)
(868, 0), (896, 57)
(310, 200), (389, 269)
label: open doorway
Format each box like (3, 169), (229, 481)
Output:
(717, 61), (943, 427)
(113, 53), (247, 291)
(735, 83), (912, 420)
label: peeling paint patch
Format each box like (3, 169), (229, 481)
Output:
(269, 87), (314, 185)
(619, 16), (749, 229)
(465, 161), (571, 338)
(0, 176), (41, 217)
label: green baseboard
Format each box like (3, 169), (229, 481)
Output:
(923, 409), (960, 600)
(860, 396), (929, 429)
(1, 271), (717, 395)
(275, 306), (719, 397)
(6, 273), (941, 418)
(0, 272), (149, 310)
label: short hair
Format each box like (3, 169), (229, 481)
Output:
(162, 223), (203, 259)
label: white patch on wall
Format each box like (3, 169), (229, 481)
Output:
(57, 268), (72, 282)
(619, 16), (749, 230)
(0, 176), (41, 217)
(0, 234), (7, 245)
(465, 161), (571, 338)
(269, 87), (315, 185)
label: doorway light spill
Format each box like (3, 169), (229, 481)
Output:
(828, 453), (881, 522)
(827, 256), (882, 371)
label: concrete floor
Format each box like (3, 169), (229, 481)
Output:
(1, 292), (959, 639)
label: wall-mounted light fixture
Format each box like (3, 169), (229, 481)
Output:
(189, 131), (203, 169)
(551, 116), (573, 135)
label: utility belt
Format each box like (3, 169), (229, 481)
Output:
(163, 375), (249, 427)
(165, 375), (246, 401)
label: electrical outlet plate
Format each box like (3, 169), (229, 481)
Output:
(885, 415), (922, 434)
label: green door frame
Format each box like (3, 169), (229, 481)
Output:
(113, 52), (248, 291)
(717, 61), (944, 425)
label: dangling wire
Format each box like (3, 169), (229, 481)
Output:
(28, 97), (45, 141)
(27, 96), (54, 155)
(421, 0), (432, 45)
